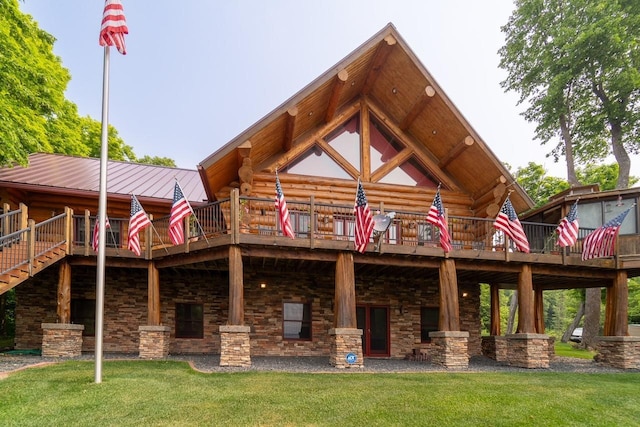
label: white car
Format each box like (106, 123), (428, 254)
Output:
(570, 327), (583, 343)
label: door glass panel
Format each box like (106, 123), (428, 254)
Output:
(369, 307), (388, 354)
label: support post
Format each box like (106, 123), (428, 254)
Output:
(516, 264), (535, 333)
(147, 262), (160, 326)
(534, 287), (545, 334)
(56, 261), (71, 323)
(438, 259), (459, 331)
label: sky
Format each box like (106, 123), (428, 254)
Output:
(19, 0), (639, 178)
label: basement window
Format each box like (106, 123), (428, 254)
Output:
(420, 307), (439, 342)
(283, 302), (312, 340)
(71, 299), (95, 336)
(175, 303), (204, 339)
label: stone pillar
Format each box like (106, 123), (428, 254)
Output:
(329, 328), (363, 369)
(429, 331), (469, 368)
(481, 335), (508, 362)
(506, 333), (550, 368)
(41, 323), (84, 358)
(219, 325), (251, 367)
(138, 325), (170, 359)
(596, 336), (640, 369)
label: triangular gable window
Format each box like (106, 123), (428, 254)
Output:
(370, 115), (404, 172)
(280, 145), (351, 179)
(326, 114), (360, 170)
(378, 156), (438, 188)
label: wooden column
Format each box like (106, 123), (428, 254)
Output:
(228, 245), (244, 325)
(516, 264), (535, 333)
(56, 260), (71, 323)
(147, 262), (160, 325)
(438, 259), (459, 331)
(604, 271), (628, 336)
(490, 284), (501, 336)
(534, 287), (545, 333)
(334, 252), (356, 328)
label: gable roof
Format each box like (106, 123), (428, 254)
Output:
(0, 153), (207, 203)
(198, 23), (533, 212)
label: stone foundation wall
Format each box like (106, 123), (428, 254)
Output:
(139, 326), (171, 359)
(329, 328), (363, 368)
(219, 325), (251, 367)
(481, 335), (508, 362)
(506, 333), (550, 369)
(41, 323), (84, 358)
(597, 336), (640, 369)
(15, 265), (483, 359)
(429, 331), (469, 368)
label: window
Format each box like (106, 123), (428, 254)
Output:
(283, 302), (312, 340)
(579, 199), (637, 235)
(71, 299), (95, 336)
(421, 307), (439, 342)
(76, 217), (123, 248)
(326, 114), (361, 170)
(175, 303), (204, 339)
(281, 145), (351, 180)
(286, 210), (316, 238)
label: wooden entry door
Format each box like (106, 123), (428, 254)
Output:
(356, 305), (390, 357)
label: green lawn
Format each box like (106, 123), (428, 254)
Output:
(1, 360), (639, 426)
(554, 341), (596, 359)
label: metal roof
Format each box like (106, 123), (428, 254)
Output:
(0, 153), (207, 203)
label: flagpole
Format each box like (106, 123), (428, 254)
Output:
(95, 45), (111, 384)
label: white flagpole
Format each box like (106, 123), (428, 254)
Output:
(95, 45), (111, 384)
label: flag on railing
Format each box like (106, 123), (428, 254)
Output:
(92, 215), (111, 252)
(426, 186), (452, 253)
(494, 195), (530, 253)
(556, 200), (579, 247)
(127, 195), (151, 256)
(582, 205), (634, 260)
(275, 172), (295, 239)
(169, 181), (193, 245)
(354, 179), (374, 253)
(99, 0), (128, 55)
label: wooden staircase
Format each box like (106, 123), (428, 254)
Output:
(0, 241), (68, 294)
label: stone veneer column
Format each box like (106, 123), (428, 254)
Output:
(429, 331), (469, 368)
(219, 325), (251, 367)
(41, 323), (84, 358)
(596, 336), (640, 369)
(506, 333), (550, 368)
(329, 328), (363, 369)
(138, 326), (171, 359)
(481, 336), (508, 362)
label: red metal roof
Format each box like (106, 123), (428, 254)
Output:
(0, 153), (207, 203)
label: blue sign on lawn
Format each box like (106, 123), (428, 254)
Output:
(346, 352), (357, 364)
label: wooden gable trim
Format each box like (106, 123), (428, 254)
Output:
(283, 107), (298, 152)
(360, 106), (370, 180)
(365, 97), (459, 191)
(370, 147), (413, 183)
(399, 85), (436, 131)
(362, 34), (397, 95)
(324, 69), (349, 123)
(316, 138), (359, 180)
(438, 136), (475, 170)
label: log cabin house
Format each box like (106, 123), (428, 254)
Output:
(1, 24), (639, 369)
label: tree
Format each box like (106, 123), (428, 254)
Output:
(136, 155), (177, 167)
(514, 162), (569, 209)
(500, 0), (640, 189)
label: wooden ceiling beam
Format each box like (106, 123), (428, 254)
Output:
(438, 136), (475, 169)
(362, 35), (397, 95)
(283, 107), (298, 152)
(324, 69), (349, 123)
(399, 85), (436, 131)
(236, 140), (252, 170)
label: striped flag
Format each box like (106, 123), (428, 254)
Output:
(275, 173), (295, 239)
(99, 0), (128, 55)
(353, 179), (374, 253)
(582, 206), (633, 260)
(426, 187), (452, 253)
(92, 215), (111, 252)
(494, 195), (530, 253)
(556, 200), (579, 248)
(127, 195), (151, 256)
(169, 181), (193, 245)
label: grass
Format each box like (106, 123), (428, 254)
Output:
(1, 360), (639, 426)
(554, 341), (596, 359)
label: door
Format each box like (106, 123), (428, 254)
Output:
(356, 305), (390, 357)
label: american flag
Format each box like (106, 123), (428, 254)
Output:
(582, 206), (632, 260)
(426, 187), (452, 253)
(353, 180), (374, 253)
(556, 200), (579, 248)
(275, 173), (295, 239)
(494, 195), (530, 253)
(127, 195), (151, 256)
(99, 0), (128, 55)
(92, 215), (111, 252)
(169, 181), (193, 245)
